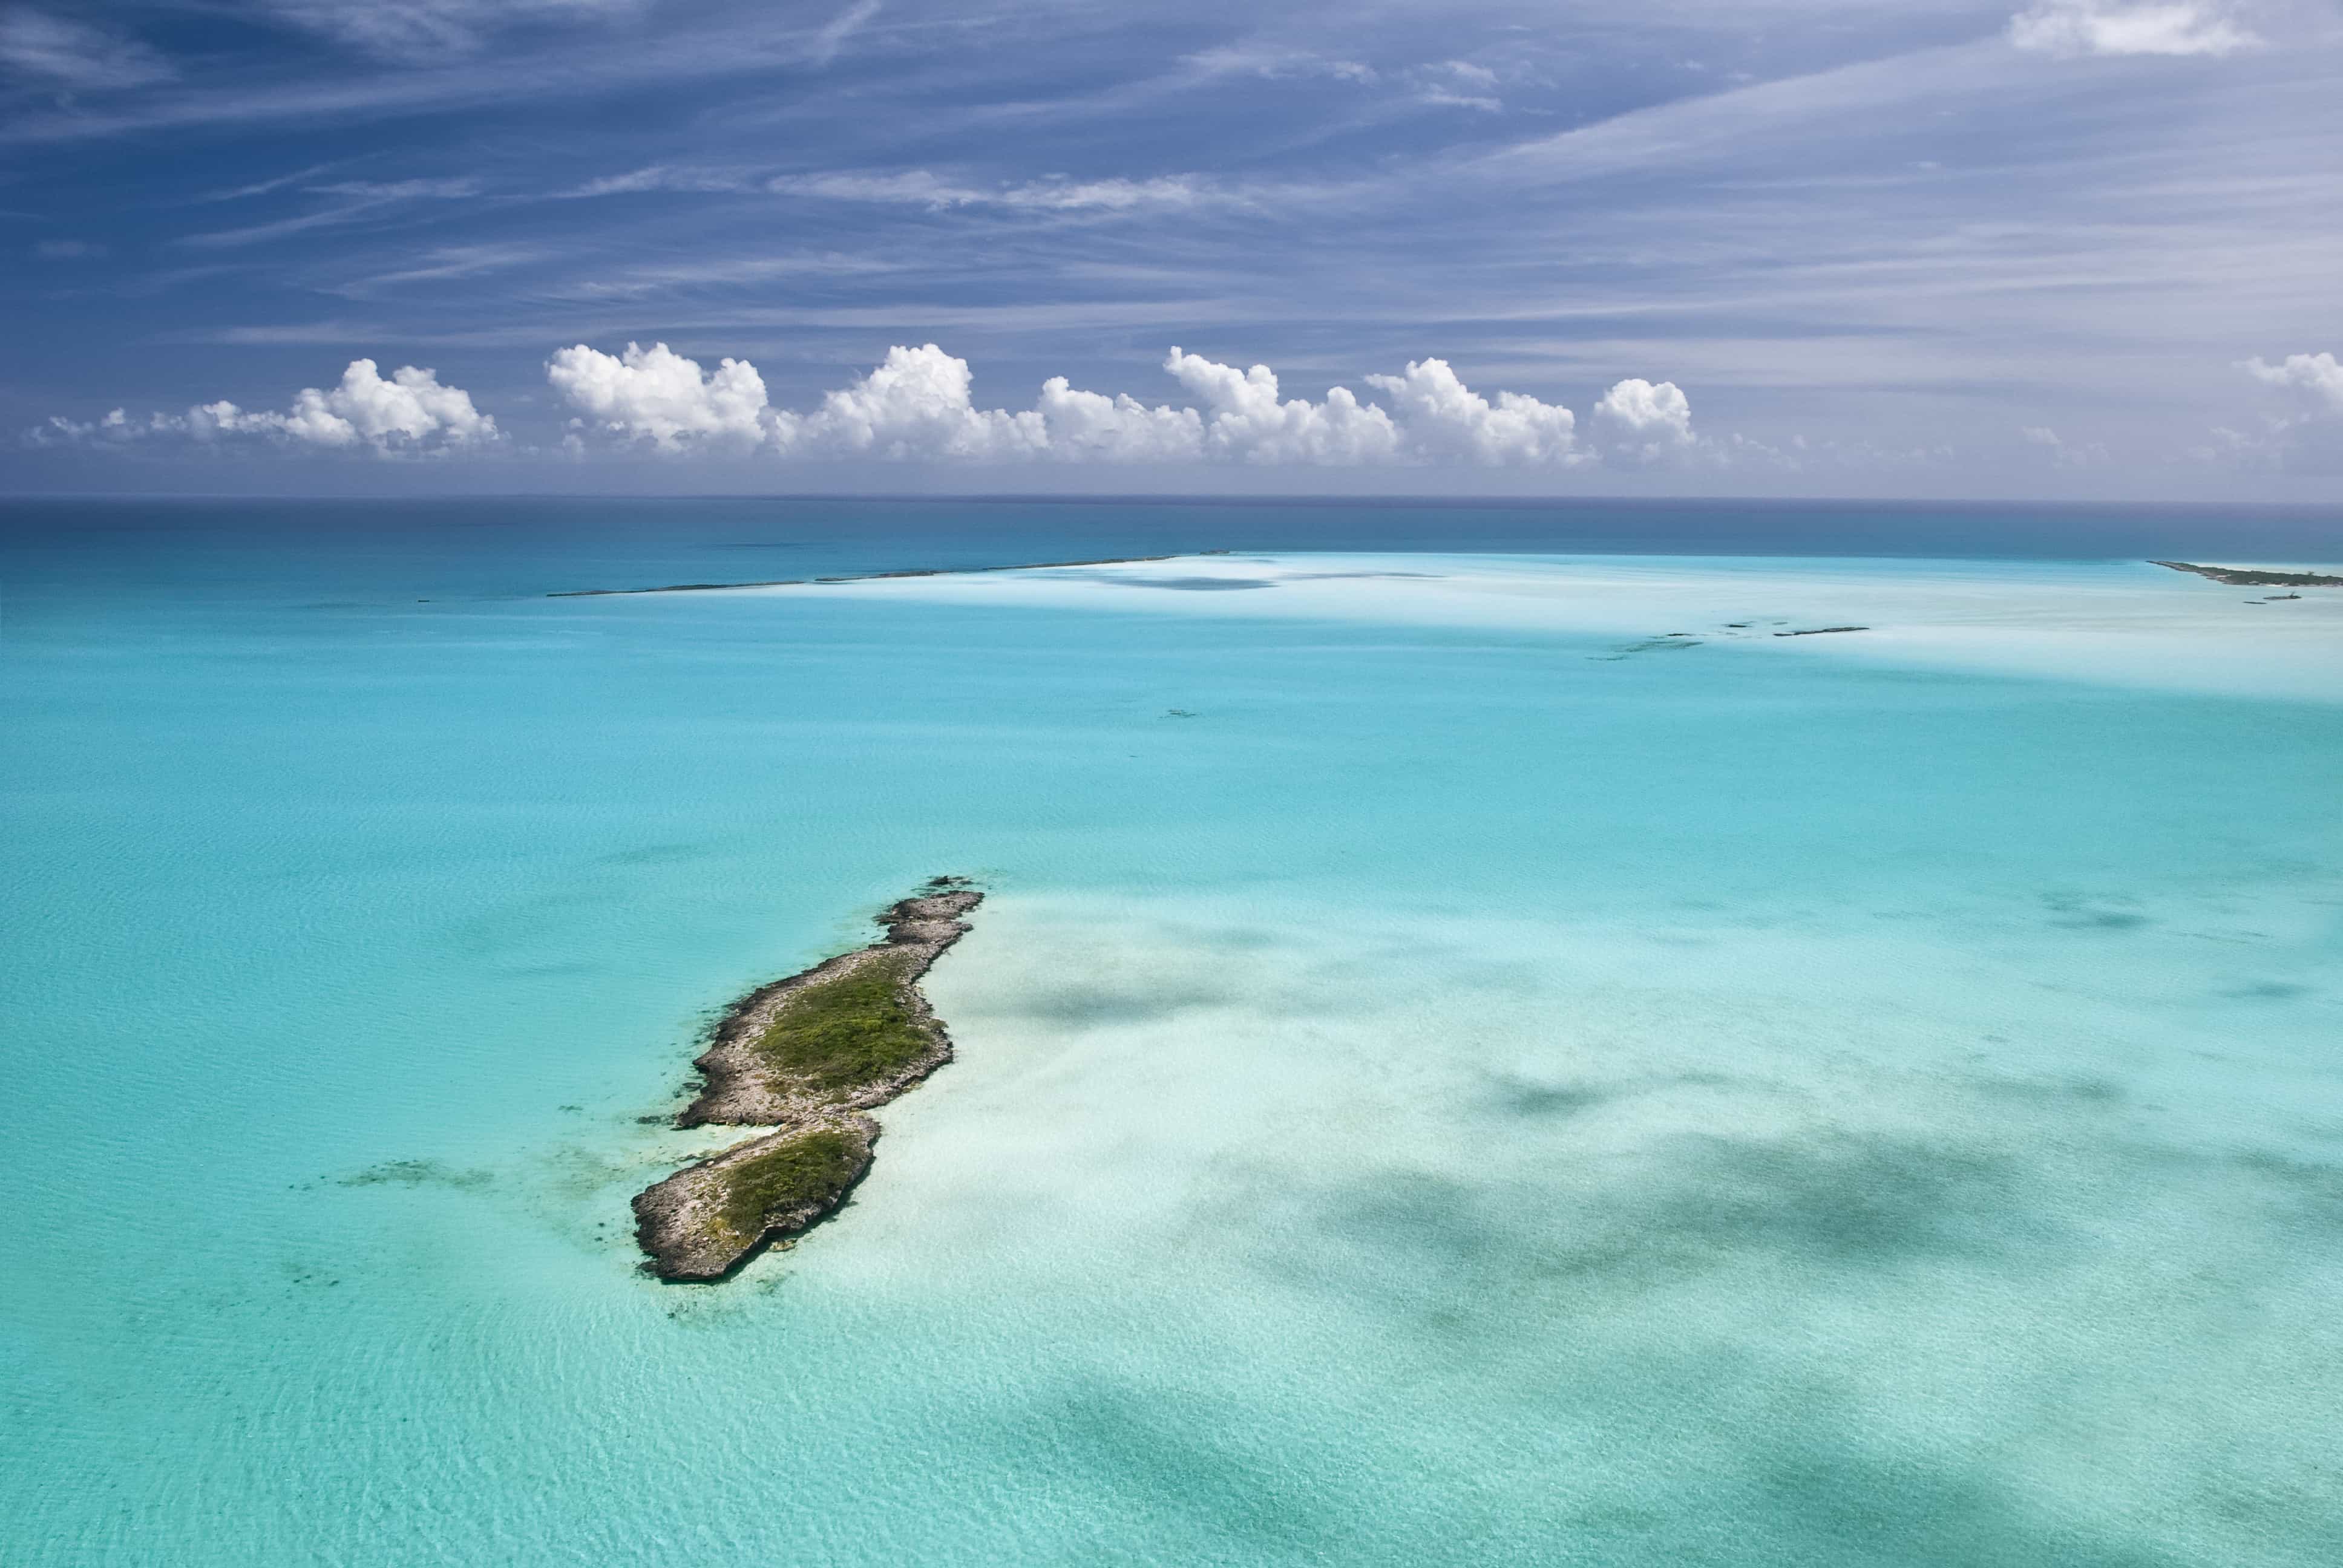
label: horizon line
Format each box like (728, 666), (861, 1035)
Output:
(7, 491), (2343, 515)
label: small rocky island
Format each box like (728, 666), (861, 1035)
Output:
(632, 878), (983, 1281)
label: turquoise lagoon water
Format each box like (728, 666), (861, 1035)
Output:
(4, 498), (2341, 1566)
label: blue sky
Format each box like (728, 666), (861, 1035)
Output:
(5, 0), (2340, 497)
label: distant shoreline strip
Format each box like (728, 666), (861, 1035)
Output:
(548, 550), (1227, 598)
(2152, 560), (2343, 588)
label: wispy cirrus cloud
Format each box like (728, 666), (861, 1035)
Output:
(806, 0), (883, 69)
(184, 163), (348, 204)
(1412, 59), (1503, 113)
(0, 2), (908, 144)
(764, 169), (1240, 214)
(0, 9), (174, 90)
(1182, 45), (1379, 84)
(175, 177), (483, 249)
(2007, 1), (2263, 58)
(556, 165), (755, 198)
(324, 242), (548, 297)
(260, 0), (645, 63)
(551, 250), (905, 300)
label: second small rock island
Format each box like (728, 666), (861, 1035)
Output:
(632, 879), (983, 1281)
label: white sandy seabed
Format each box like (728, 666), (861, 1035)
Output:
(782, 550), (2343, 703)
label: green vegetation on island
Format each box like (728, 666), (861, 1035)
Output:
(751, 951), (931, 1095)
(716, 1126), (866, 1241)
(631, 880), (983, 1282)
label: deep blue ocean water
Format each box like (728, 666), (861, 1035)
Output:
(4, 497), (2340, 1566)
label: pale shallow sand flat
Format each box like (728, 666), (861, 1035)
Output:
(770, 552), (2343, 702)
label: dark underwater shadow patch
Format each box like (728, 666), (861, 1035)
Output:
(1968, 1073), (2125, 1107)
(1590, 635), (1704, 661)
(2217, 979), (2311, 1001)
(1484, 1069), (1745, 1120)
(1737, 1440), (2200, 1568)
(1011, 1380), (1352, 1555)
(2234, 1151), (2343, 1238)
(1488, 1077), (1615, 1119)
(995, 972), (1243, 1027)
(339, 1158), (496, 1190)
(499, 959), (603, 978)
(1044, 570), (1277, 591)
(595, 841), (710, 867)
(1281, 570), (1446, 581)
(2042, 893), (2152, 932)
(1254, 1127), (2056, 1336)
(1208, 1122), (2341, 1566)
(1651, 1131), (2039, 1267)
(1122, 575), (1277, 591)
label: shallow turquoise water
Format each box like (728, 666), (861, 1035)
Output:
(4, 501), (2341, 1565)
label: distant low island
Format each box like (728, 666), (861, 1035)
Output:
(2152, 560), (2343, 588)
(632, 879), (982, 1282)
(550, 552), (1229, 598)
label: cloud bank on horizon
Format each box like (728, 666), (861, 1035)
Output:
(40, 342), (1664, 466)
(7, 0), (2341, 495)
(33, 359), (496, 454)
(544, 341), (1613, 466)
(46, 339), (2338, 472)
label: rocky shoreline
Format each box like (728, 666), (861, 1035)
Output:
(632, 879), (983, 1282)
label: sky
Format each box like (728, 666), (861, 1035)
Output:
(4, 0), (2341, 499)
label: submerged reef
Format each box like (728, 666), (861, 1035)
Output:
(2152, 560), (2343, 588)
(632, 879), (983, 1281)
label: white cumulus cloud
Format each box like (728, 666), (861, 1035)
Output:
(31, 360), (496, 453)
(1032, 379), (1205, 462)
(547, 341), (773, 450)
(779, 344), (1049, 460)
(2243, 350), (2343, 411)
(2008, 1), (2261, 57)
(1365, 358), (1584, 466)
(2021, 424), (2109, 466)
(1162, 349), (1403, 465)
(1592, 377), (1697, 460)
(547, 342), (1694, 469)
(546, 341), (1055, 458)
(2220, 350), (2343, 468)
